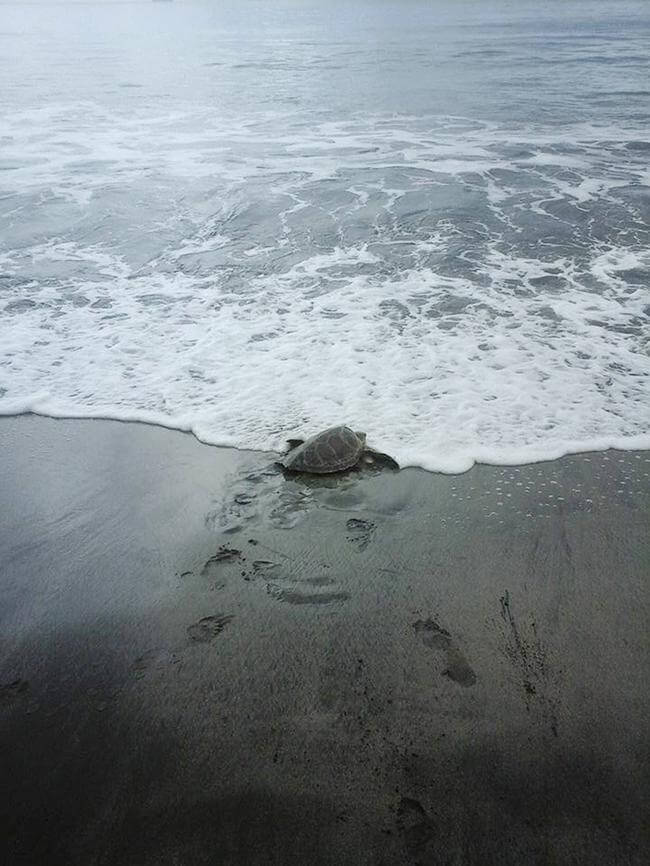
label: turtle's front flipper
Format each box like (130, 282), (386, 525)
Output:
(286, 438), (305, 452)
(364, 449), (399, 471)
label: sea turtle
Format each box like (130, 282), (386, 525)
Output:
(280, 425), (399, 475)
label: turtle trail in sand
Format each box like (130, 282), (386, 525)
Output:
(279, 425), (399, 475)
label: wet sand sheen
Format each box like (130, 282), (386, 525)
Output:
(0, 415), (648, 865)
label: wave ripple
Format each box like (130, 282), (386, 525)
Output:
(1, 110), (649, 471)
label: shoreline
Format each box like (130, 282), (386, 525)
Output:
(1, 415), (648, 865)
(1, 408), (649, 474)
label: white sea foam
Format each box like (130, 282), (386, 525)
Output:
(1, 110), (649, 472)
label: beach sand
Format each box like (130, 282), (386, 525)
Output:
(0, 415), (648, 865)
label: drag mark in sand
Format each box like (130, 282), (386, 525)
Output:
(236, 540), (290, 583)
(208, 463), (319, 533)
(228, 538), (350, 605)
(498, 590), (559, 736)
(413, 619), (477, 687)
(187, 614), (234, 643)
(266, 578), (350, 606)
(251, 560), (279, 574)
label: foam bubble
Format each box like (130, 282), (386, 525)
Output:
(1, 111), (649, 472)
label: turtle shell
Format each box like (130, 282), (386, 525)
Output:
(282, 426), (366, 474)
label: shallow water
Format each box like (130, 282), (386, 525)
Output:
(1, 0), (649, 470)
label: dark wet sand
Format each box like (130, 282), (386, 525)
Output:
(0, 415), (648, 865)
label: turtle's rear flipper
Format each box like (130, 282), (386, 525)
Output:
(286, 438), (305, 452)
(364, 449), (399, 471)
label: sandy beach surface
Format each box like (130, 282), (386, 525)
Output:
(0, 415), (648, 865)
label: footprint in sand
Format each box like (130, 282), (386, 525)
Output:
(0, 678), (29, 706)
(396, 797), (436, 860)
(131, 649), (180, 679)
(187, 614), (234, 643)
(200, 547), (244, 588)
(201, 546), (242, 575)
(413, 619), (477, 687)
(345, 517), (376, 550)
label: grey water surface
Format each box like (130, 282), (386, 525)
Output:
(0, 0), (649, 467)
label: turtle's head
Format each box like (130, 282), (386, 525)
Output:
(355, 431), (366, 446)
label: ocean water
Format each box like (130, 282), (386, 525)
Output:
(1, 0), (649, 472)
